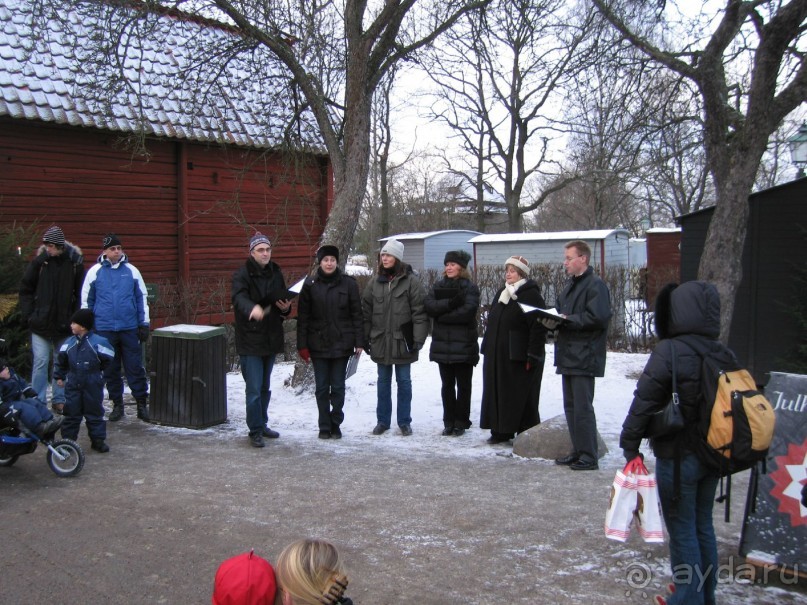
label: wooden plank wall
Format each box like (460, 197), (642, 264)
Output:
(0, 118), (178, 278)
(0, 118), (331, 325)
(645, 231), (681, 306)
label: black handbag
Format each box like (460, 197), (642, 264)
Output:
(646, 341), (685, 438)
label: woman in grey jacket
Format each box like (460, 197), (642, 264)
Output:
(361, 239), (428, 436)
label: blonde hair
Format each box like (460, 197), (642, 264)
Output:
(276, 539), (348, 605)
(443, 266), (472, 281)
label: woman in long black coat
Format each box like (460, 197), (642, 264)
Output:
(480, 255), (547, 444)
(424, 250), (480, 437)
(297, 245), (364, 439)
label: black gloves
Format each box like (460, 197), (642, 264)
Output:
(23, 387), (37, 399)
(449, 291), (464, 310)
(137, 324), (150, 343)
(623, 450), (643, 464)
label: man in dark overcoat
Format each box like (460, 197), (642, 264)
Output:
(542, 240), (611, 471)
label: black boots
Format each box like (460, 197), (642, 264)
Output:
(109, 399), (125, 422)
(91, 439), (110, 453)
(109, 399), (149, 422)
(136, 398), (150, 422)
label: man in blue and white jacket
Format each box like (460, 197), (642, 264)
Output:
(81, 233), (150, 422)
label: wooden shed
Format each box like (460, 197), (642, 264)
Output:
(645, 228), (681, 307)
(628, 237), (647, 268)
(0, 0), (330, 326)
(678, 177), (807, 384)
(469, 229), (632, 273)
(378, 230), (480, 272)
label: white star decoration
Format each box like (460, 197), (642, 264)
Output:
(782, 452), (807, 518)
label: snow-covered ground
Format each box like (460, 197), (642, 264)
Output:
(167, 338), (645, 467)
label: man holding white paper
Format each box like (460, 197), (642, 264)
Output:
(231, 232), (292, 448)
(542, 240), (611, 471)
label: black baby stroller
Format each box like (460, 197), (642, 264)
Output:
(0, 401), (85, 477)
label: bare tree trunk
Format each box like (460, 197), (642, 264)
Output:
(698, 154), (762, 342)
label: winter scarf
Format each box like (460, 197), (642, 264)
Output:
(497, 278), (527, 305)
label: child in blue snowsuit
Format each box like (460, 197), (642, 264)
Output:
(0, 361), (63, 437)
(55, 309), (114, 453)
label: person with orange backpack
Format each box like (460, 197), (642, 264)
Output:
(620, 281), (726, 605)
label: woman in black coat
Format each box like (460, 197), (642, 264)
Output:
(480, 255), (547, 444)
(424, 250), (480, 437)
(297, 245), (364, 439)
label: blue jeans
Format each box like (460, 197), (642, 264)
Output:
(376, 363), (412, 428)
(31, 333), (67, 404)
(240, 354), (275, 435)
(97, 329), (148, 401)
(656, 454), (719, 605)
(312, 356), (349, 431)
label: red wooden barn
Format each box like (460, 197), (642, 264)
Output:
(0, 0), (331, 326)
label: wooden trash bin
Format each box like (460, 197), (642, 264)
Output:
(150, 324), (227, 428)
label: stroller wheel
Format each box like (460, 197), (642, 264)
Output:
(47, 439), (85, 477)
(0, 453), (19, 467)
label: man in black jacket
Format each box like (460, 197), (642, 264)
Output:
(231, 233), (292, 448)
(19, 226), (85, 415)
(542, 240), (611, 471)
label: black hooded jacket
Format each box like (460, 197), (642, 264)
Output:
(19, 242), (85, 339)
(619, 281), (736, 460)
(231, 258), (289, 356)
(424, 276), (480, 366)
(297, 267), (365, 358)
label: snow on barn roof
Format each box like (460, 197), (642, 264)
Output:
(469, 229), (630, 243)
(646, 227), (681, 234)
(379, 230), (481, 241)
(0, 0), (322, 150)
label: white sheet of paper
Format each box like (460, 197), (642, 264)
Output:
(289, 277), (306, 294)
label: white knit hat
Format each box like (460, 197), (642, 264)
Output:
(504, 255), (529, 275)
(380, 239), (404, 261)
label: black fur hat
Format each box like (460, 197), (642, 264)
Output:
(316, 245), (340, 264)
(444, 250), (472, 268)
(653, 282), (678, 339)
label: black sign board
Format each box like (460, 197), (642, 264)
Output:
(740, 372), (807, 572)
